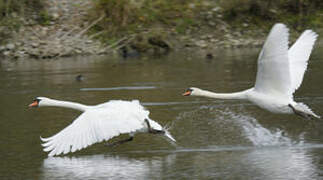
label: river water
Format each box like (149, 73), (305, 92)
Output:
(1, 46), (323, 179)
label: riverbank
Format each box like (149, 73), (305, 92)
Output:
(0, 0), (322, 59)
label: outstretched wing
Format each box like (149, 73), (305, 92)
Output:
(288, 30), (318, 93)
(254, 23), (292, 98)
(41, 103), (149, 156)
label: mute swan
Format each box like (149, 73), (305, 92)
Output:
(29, 97), (176, 156)
(183, 23), (320, 119)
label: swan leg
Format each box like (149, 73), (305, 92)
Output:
(145, 119), (165, 134)
(288, 104), (313, 120)
(105, 136), (134, 147)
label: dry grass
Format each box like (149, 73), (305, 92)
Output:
(219, 0), (323, 29)
(90, 0), (205, 38)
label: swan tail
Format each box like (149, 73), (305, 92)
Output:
(164, 129), (176, 142)
(144, 118), (176, 142)
(290, 103), (320, 119)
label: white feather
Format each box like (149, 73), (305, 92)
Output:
(254, 23), (292, 98)
(288, 30), (318, 93)
(37, 99), (175, 156)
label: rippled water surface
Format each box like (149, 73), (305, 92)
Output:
(1, 46), (323, 179)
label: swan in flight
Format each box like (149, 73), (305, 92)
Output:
(184, 23), (320, 119)
(29, 97), (176, 156)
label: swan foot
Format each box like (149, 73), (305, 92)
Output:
(105, 136), (134, 147)
(145, 119), (165, 134)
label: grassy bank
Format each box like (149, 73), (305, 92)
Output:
(90, 0), (205, 37)
(90, 0), (323, 44)
(1, 0), (322, 59)
(219, 0), (323, 30)
(0, 0), (45, 43)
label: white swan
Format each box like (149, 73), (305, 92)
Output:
(184, 23), (320, 119)
(29, 97), (176, 156)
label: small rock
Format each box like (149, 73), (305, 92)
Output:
(52, 13), (59, 20)
(15, 42), (22, 47)
(210, 38), (218, 43)
(195, 40), (208, 48)
(208, 21), (216, 27)
(200, 12), (206, 16)
(243, 23), (249, 27)
(6, 43), (15, 50)
(234, 31), (242, 37)
(188, 3), (195, 9)
(18, 51), (25, 55)
(40, 41), (47, 45)
(3, 51), (10, 56)
(0, 46), (5, 51)
(224, 33), (233, 39)
(98, 49), (107, 54)
(206, 14), (213, 20)
(201, 35), (208, 40)
(30, 36), (38, 41)
(28, 49), (40, 57)
(216, 14), (223, 18)
(74, 49), (82, 54)
(31, 42), (39, 48)
(212, 7), (221, 12)
(269, 9), (278, 14)
(253, 42), (260, 46)
(11, 12), (18, 18)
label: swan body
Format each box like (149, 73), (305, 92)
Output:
(184, 23), (320, 119)
(29, 97), (176, 156)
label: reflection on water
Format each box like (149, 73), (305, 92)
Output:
(1, 47), (323, 179)
(243, 147), (318, 179)
(42, 155), (165, 180)
(41, 145), (322, 179)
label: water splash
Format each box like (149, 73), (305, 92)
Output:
(175, 105), (303, 147)
(217, 109), (294, 146)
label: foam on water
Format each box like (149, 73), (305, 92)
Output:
(214, 109), (296, 146)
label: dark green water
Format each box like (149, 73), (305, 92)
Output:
(1, 46), (323, 179)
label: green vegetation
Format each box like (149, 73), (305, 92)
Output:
(38, 10), (53, 25)
(0, 0), (322, 52)
(90, 0), (205, 38)
(0, 0), (45, 43)
(0, 0), (44, 18)
(90, 0), (322, 46)
(219, 0), (323, 30)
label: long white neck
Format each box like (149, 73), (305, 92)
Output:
(194, 89), (249, 100)
(40, 99), (90, 112)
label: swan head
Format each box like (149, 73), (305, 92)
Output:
(29, 97), (51, 107)
(183, 87), (203, 96)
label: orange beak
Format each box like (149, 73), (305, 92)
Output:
(29, 101), (38, 107)
(183, 91), (191, 96)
